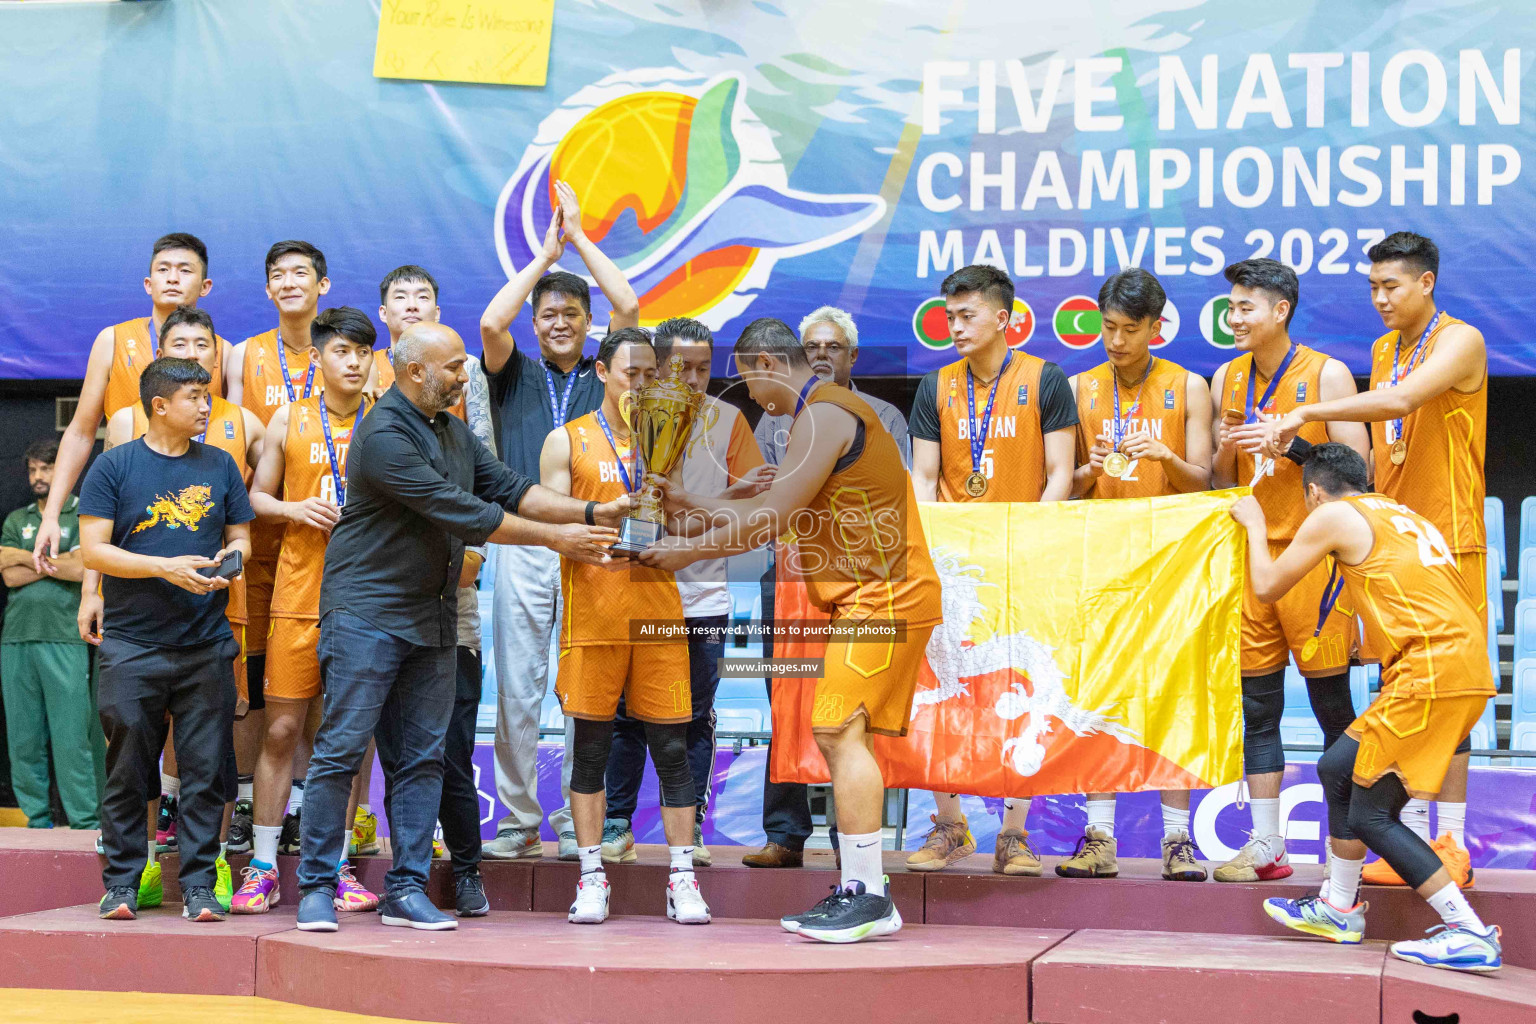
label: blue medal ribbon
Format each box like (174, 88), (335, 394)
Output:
(595, 410), (637, 493)
(1389, 311), (1441, 444)
(275, 332), (316, 404)
(967, 352), (1013, 474)
(318, 394), (364, 506)
(1312, 560), (1345, 640)
(545, 364), (579, 428)
(1111, 357), (1155, 450)
(793, 374), (824, 418)
(1245, 344), (1297, 424)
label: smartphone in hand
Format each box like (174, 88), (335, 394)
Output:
(198, 550), (243, 580)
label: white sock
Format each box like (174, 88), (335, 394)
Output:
(1436, 802), (1467, 847)
(219, 842), (228, 861)
(579, 844), (603, 876)
(287, 784), (304, 813)
(1251, 798), (1283, 849)
(1401, 798), (1432, 842)
(1426, 880), (1486, 931)
(358, 803), (371, 817)
(147, 840), (156, 863)
(236, 780), (253, 804)
(840, 829), (886, 896)
(1327, 852), (1364, 908)
(932, 792), (964, 824)
(252, 825), (282, 869)
(1001, 799), (1029, 831)
(668, 845), (696, 885)
(1085, 797), (1116, 837)
(160, 773), (181, 800)
(1161, 802), (1191, 839)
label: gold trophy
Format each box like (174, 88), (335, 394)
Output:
(611, 355), (704, 556)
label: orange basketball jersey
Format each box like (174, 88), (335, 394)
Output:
(372, 348), (465, 420)
(794, 384), (943, 628)
(104, 317), (226, 419)
(1368, 314), (1486, 555)
(269, 395), (364, 620)
(932, 353), (1048, 502)
(1338, 494), (1496, 700)
(243, 330), (322, 563)
(1075, 358), (1188, 499)
(1224, 345), (1331, 542)
(133, 395), (250, 626)
(558, 411), (684, 647)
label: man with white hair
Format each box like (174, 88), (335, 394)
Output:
(742, 307), (909, 869)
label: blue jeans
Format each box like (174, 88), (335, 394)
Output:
(298, 611), (453, 896)
(605, 615), (726, 823)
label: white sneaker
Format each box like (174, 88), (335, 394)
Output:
(666, 875), (711, 925)
(1391, 923), (1503, 973)
(568, 874), (610, 924)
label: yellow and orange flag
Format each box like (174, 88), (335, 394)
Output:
(772, 490), (1246, 797)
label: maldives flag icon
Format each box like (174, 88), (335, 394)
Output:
(1053, 295), (1101, 349)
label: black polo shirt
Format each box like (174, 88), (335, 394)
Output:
(320, 385), (535, 647)
(486, 346), (603, 479)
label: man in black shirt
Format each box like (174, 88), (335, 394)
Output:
(79, 358), (254, 923)
(479, 181), (639, 860)
(295, 322), (627, 933)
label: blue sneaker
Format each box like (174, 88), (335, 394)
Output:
(296, 889), (339, 933)
(1390, 923), (1502, 973)
(1262, 896), (1366, 944)
(379, 889), (457, 931)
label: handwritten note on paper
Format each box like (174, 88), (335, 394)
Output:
(374, 0), (555, 87)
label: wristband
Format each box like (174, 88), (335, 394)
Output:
(1282, 436), (1316, 466)
(584, 500), (597, 526)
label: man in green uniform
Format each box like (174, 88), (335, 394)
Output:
(0, 439), (101, 828)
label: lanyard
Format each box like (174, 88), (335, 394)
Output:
(318, 395), (364, 506)
(1245, 344), (1297, 424)
(275, 332), (316, 404)
(1390, 311), (1441, 441)
(545, 365), (579, 428)
(1313, 560), (1344, 639)
(595, 410), (637, 493)
(966, 352), (1013, 472)
(792, 374), (824, 419)
(1111, 357), (1155, 449)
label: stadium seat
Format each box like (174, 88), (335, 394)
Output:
(1512, 658), (1536, 752)
(1279, 666), (1326, 762)
(1514, 598), (1536, 665)
(1487, 496), (1506, 577)
(1519, 496), (1536, 562)
(1520, 548), (1536, 604)
(1489, 545), (1504, 633)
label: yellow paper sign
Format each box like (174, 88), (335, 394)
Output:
(374, 0), (554, 87)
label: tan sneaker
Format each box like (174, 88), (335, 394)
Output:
(1160, 830), (1207, 881)
(992, 827), (1042, 876)
(1054, 826), (1118, 878)
(904, 815), (976, 872)
(1213, 833), (1292, 882)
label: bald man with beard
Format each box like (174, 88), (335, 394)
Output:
(292, 323), (631, 933)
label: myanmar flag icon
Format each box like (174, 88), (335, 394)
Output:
(1053, 295), (1101, 349)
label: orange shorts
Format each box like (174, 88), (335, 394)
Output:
(1349, 692), (1489, 799)
(266, 617), (321, 702)
(242, 557), (277, 655)
(556, 643), (691, 724)
(811, 623), (936, 738)
(1455, 548), (1488, 631)
(1242, 542), (1357, 677)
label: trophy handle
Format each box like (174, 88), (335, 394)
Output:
(618, 389), (638, 433)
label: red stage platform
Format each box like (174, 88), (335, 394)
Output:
(3, 829), (1534, 1023)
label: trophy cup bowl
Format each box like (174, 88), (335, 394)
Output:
(610, 356), (703, 557)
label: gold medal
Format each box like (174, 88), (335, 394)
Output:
(964, 471), (989, 497)
(1301, 636), (1319, 661)
(1102, 451), (1130, 479)
(1390, 438), (1407, 466)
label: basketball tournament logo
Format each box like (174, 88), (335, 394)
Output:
(912, 297), (1035, 350)
(496, 71), (885, 331)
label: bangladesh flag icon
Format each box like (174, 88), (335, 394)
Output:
(1053, 295), (1101, 349)
(912, 297), (952, 350)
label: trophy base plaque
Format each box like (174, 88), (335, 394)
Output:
(611, 517), (665, 558)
